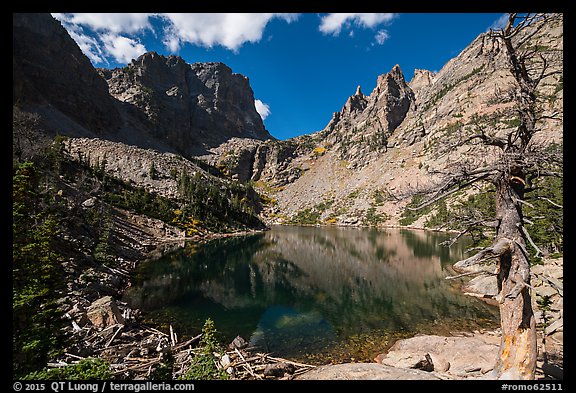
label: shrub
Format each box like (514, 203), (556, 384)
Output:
(180, 319), (229, 380)
(23, 358), (112, 380)
(13, 161), (66, 378)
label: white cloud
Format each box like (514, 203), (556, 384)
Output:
(319, 13), (396, 35)
(254, 99), (271, 120)
(52, 13), (300, 64)
(66, 26), (108, 64)
(159, 13), (299, 52)
(53, 13), (153, 34)
(374, 30), (390, 45)
(488, 13), (510, 32)
(101, 34), (148, 64)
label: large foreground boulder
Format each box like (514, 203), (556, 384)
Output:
(295, 363), (441, 380)
(374, 333), (500, 378)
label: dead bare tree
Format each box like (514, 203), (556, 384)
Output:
(407, 13), (563, 379)
(13, 106), (52, 162)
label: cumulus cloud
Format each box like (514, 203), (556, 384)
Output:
(374, 30), (390, 45)
(319, 13), (396, 35)
(53, 13), (153, 34)
(254, 99), (271, 120)
(65, 25), (108, 64)
(53, 13), (148, 64)
(488, 13), (510, 32)
(159, 13), (298, 52)
(53, 13), (299, 65)
(100, 34), (148, 64)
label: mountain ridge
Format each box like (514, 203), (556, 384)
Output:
(13, 13), (272, 160)
(13, 13), (563, 228)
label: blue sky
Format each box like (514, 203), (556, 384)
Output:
(52, 13), (509, 140)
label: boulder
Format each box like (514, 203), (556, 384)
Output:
(295, 363), (441, 380)
(81, 197), (97, 208)
(86, 296), (125, 329)
(462, 274), (499, 305)
(376, 334), (500, 377)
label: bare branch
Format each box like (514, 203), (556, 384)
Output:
(536, 111), (562, 122)
(513, 197), (535, 209)
(440, 219), (499, 247)
(536, 196), (563, 208)
(408, 171), (495, 211)
(452, 237), (514, 272)
(518, 224), (543, 258)
(523, 218), (534, 225)
(445, 270), (495, 280)
(461, 133), (508, 149)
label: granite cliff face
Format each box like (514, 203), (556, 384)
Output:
(323, 64), (415, 166)
(13, 13), (272, 157)
(13, 13), (122, 136)
(99, 53), (272, 155)
(201, 64), (416, 184)
(13, 13), (563, 229)
(244, 14), (563, 226)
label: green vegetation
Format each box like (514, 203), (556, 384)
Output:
(401, 189), (496, 247)
(400, 174), (563, 258)
(524, 175), (563, 258)
(12, 132), (266, 377)
(439, 121), (463, 138)
(362, 206), (389, 226)
(175, 169), (263, 233)
(399, 195), (429, 226)
(554, 76), (563, 93)
(13, 159), (66, 378)
(23, 358), (112, 380)
(288, 199), (334, 225)
(288, 208), (322, 225)
(99, 175), (177, 224)
(82, 160), (264, 235)
(149, 162), (158, 180)
(93, 207), (114, 263)
(180, 319), (229, 380)
(502, 117), (522, 128)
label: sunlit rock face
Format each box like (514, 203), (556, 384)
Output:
(100, 53), (273, 156)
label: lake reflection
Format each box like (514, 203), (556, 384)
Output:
(124, 226), (499, 359)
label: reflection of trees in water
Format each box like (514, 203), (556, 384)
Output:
(124, 226), (497, 341)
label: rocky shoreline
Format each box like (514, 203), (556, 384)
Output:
(54, 198), (280, 379)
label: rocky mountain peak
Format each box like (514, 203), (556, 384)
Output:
(409, 69), (436, 100)
(100, 51), (273, 155)
(388, 64), (405, 82)
(374, 64), (402, 87)
(368, 65), (414, 131)
(342, 85), (368, 116)
(13, 13), (121, 136)
(13, 13), (274, 157)
(319, 64), (415, 166)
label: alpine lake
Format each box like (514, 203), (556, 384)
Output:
(123, 225), (499, 364)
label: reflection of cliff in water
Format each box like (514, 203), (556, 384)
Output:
(124, 226), (498, 353)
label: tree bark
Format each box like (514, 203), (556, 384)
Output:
(492, 173), (537, 379)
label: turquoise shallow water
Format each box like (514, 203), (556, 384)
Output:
(124, 226), (499, 361)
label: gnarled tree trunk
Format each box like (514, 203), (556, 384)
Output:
(492, 173), (537, 379)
